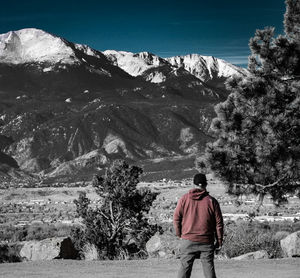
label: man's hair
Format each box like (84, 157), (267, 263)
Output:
(193, 173), (207, 187)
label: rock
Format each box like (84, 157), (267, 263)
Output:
(280, 231), (300, 257)
(82, 243), (99, 261)
(146, 233), (181, 258)
(232, 250), (269, 260)
(20, 237), (78, 261)
(146, 234), (162, 254)
(158, 251), (166, 257)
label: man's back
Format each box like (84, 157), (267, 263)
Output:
(173, 188), (223, 245)
(173, 174), (223, 278)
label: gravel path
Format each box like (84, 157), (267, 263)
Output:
(1, 258), (299, 278)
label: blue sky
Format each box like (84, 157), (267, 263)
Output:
(0, 0), (286, 67)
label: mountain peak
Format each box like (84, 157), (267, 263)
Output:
(103, 50), (167, 77)
(0, 28), (77, 64)
(166, 54), (247, 82)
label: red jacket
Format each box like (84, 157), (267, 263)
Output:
(173, 188), (224, 245)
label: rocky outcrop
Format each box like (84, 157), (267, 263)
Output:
(232, 250), (269, 260)
(19, 237), (78, 261)
(146, 233), (181, 258)
(280, 231), (300, 257)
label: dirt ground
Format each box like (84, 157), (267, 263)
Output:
(1, 258), (299, 278)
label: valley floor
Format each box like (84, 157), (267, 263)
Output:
(1, 258), (299, 278)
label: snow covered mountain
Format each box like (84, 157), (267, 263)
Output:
(0, 28), (135, 84)
(166, 54), (247, 82)
(103, 50), (168, 77)
(0, 28), (105, 66)
(103, 50), (248, 85)
(0, 28), (248, 183)
(0, 28), (146, 104)
(0, 28), (76, 64)
(0, 28), (247, 86)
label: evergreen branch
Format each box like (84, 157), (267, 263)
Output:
(232, 175), (288, 194)
(109, 201), (115, 225)
(99, 211), (110, 221)
(255, 175), (288, 192)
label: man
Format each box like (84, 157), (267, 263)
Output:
(173, 173), (224, 278)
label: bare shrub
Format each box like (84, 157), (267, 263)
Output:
(221, 221), (299, 258)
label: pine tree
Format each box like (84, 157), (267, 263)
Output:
(197, 0), (300, 208)
(72, 160), (159, 259)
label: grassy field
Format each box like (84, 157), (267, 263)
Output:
(1, 259), (299, 278)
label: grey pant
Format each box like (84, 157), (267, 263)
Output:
(177, 239), (216, 278)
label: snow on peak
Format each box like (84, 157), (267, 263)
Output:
(135, 51), (162, 66)
(0, 28), (78, 64)
(74, 43), (103, 59)
(103, 50), (166, 76)
(166, 54), (247, 82)
(103, 50), (247, 82)
(0, 28), (247, 82)
(145, 71), (166, 83)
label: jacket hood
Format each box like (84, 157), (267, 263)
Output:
(188, 188), (208, 200)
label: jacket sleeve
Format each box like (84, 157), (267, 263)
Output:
(214, 200), (224, 246)
(173, 198), (183, 238)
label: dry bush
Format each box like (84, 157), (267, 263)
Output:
(272, 231), (291, 241)
(0, 243), (22, 263)
(222, 220), (300, 258)
(0, 223), (73, 242)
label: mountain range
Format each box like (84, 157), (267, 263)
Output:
(0, 28), (248, 183)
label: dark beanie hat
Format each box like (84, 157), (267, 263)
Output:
(193, 173), (207, 186)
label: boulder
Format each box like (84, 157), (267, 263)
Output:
(20, 237), (78, 261)
(232, 250), (269, 260)
(280, 231), (300, 257)
(82, 243), (99, 261)
(146, 232), (181, 258)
